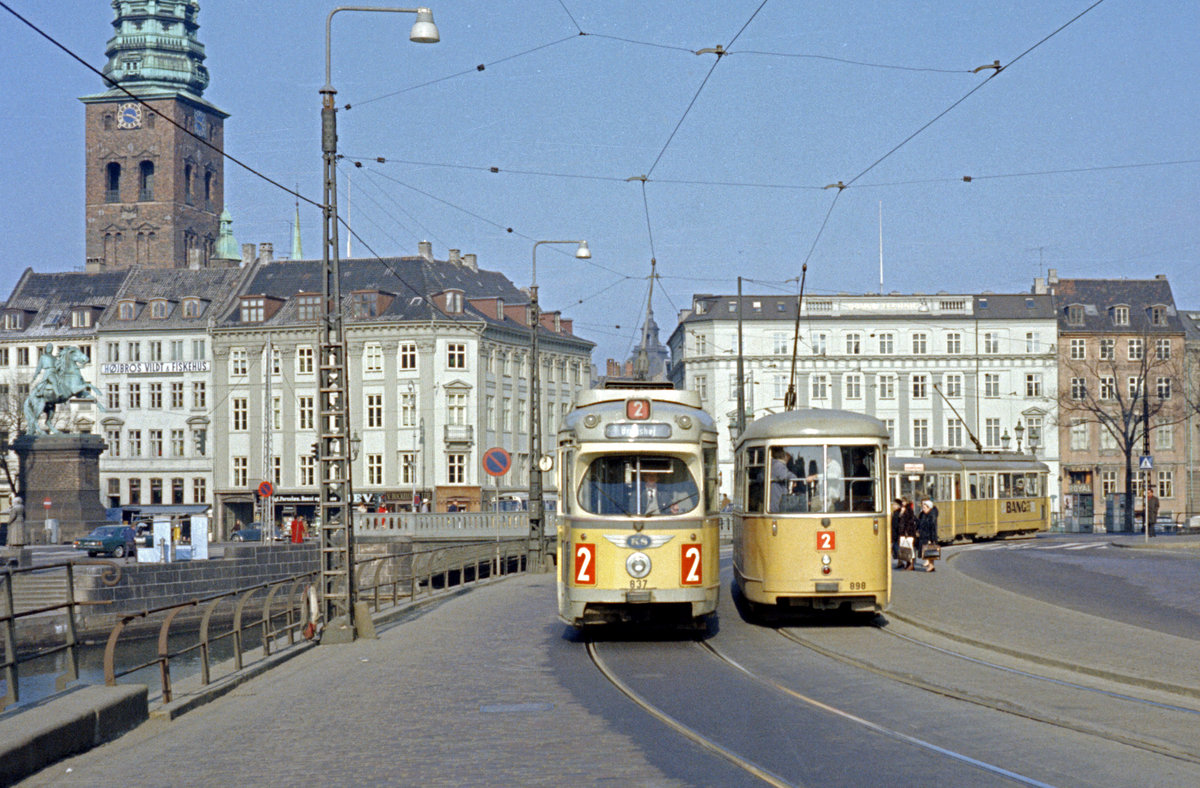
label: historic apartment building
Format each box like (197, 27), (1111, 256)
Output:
(207, 245), (594, 537)
(667, 292), (1061, 503)
(1045, 272), (1190, 529)
(80, 0), (231, 271)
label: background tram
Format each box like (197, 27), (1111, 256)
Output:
(888, 452), (1051, 542)
(556, 388), (720, 628)
(733, 409), (891, 616)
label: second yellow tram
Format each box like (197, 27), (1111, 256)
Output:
(733, 409), (891, 616)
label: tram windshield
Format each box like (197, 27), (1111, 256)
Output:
(746, 444), (880, 514)
(576, 455), (700, 517)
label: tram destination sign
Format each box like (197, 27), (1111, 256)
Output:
(101, 361), (211, 375)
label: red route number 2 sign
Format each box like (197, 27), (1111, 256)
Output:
(681, 544), (702, 585)
(574, 543), (596, 585)
(817, 531), (835, 550)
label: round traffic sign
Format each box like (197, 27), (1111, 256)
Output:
(481, 447), (512, 477)
(43, 498), (51, 510)
(257, 480), (274, 497)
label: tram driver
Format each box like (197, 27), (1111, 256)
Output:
(638, 463), (698, 516)
(770, 447), (805, 512)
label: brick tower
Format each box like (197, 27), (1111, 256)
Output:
(80, 1), (229, 271)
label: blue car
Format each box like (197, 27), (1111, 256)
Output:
(74, 525), (137, 558)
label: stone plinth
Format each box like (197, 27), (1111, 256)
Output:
(13, 434), (108, 544)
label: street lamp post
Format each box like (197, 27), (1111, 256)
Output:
(529, 240), (590, 567)
(318, 6), (439, 643)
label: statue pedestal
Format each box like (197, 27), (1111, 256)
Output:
(13, 434), (108, 544)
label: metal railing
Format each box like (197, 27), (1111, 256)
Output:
(3, 539), (530, 709)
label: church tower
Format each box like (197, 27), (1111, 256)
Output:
(80, 1), (229, 271)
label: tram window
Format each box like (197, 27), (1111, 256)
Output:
(977, 474), (994, 499)
(998, 474), (1010, 498)
(746, 447), (765, 513)
(576, 455), (700, 517)
(770, 444), (879, 514)
(560, 449), (574, 515)
(703, 446), (719, 514)
(1025, 473), (1041, 497)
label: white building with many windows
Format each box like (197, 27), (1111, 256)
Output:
(668, 292), (1061, 505)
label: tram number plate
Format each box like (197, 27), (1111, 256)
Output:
(574, 543), (596, 585)
(681, 544), (702, 585)
(816, 531), (835, 550)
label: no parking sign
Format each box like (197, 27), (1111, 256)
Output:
(481, 447), (512, 477)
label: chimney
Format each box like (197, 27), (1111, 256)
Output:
(242, 243), (256, 266)
(463, 253), (477, 271)
(607, 359), (618, 376)
(559, 318), (572, 335)
(625, 360), (634, 376)
(1047, 268), (1059, 285)
(1156, 274), (1167, 280)
(448, 249), (461, 266)
(418, 240), (433, 261)
(259, 242), (274, 263)
(187, 248), (203, 269)
(1033, 276), (1046, 294)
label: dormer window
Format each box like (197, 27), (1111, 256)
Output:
(1111, 305), (1130, 326)
(1066, 304), (1085, 326)
(445, 290), (464, 314)
(241, 297), (265, 323)
(182, 298), (203, 319)
(71, 308), (94, 328)
(296, 294), (322, 321)
(117, 301), (136, 321)
(149, 299), (170, 319)
(1150, 305), (1168, 326)
(3, 312), (24, 330)
(353, 292), (379, 318)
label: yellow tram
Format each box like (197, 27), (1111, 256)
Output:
(733, 409), (891, 616)
(888, 452), (1051, 542)
(556, 387), (720, 628)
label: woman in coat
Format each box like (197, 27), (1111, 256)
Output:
(898, 497), (918, 570)
(916, 498), (939, 572)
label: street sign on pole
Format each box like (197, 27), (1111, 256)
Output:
(257, 480), (275, 498)
(482, 447), (512, 478)
(43, 498), (51, 511)
(1139, 455), (1154, 471)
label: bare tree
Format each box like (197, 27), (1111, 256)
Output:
(1059, 333), (1186, 530)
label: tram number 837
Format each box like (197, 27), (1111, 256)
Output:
(572, 543), (704, 587)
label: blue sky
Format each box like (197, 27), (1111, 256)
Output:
(2, 1), (1197, 363)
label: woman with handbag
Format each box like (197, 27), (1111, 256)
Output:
(917, 498), (940, 572)
(897, 497), (917, 570)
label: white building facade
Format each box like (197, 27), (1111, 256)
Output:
(668, 292), (1062, 507)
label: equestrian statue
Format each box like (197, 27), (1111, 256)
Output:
(23, 344), (105, 435)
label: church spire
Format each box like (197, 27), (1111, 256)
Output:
(85, 1), (213, 102)
(291, 200), (304, 260)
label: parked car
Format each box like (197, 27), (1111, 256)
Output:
(231, 522), (284, 542)
(74, 525), (137, 558)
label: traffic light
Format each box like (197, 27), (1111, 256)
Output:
(311, 441), (320, 459)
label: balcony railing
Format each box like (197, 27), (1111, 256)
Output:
(444, 424), (474, 444)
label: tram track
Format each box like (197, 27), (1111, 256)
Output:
(775, 626), (1200, 766)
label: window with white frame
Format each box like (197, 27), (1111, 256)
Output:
(1128, 376), (1143, 400)
(912, 418), (929, 448)
(399, 342), (417, 371)
(106, 429), (121, 457)
(944, 373), (962, 398)
(297, 346), (314, 374)
(401, 390), (416, 427)
(1112, 305), (1129, 326)
(447, 453), (466, 484)
(232, 456), (248, 488)
(193, 478), (207, 504)
(171, 382), (184, 409)
(773, 374), (786, 400)
(878, 333), (894, 354)
(984, 373), (1000, 398)
(366, 454), (383, 486)
(946, 332), (962, 354)
(1158, 471), (1173, 499)
(366, 393), (384, 428)
(947, 419), (963, 448)
(171, 429), (185, 457)
(811, 333), (827, 355)
(1026, 332), (1039, 353)
(811, 374), (829, 400)
(364, 343), (383, 372)
(128, 430), (142, 456)
(229, 348), (248, 376)
(1128, 338), (1143, 361)
(149, 382), (162, 409)
(270, 347), (281, 375)
(293, 395), (311, 430)
(300, 455), (315, 486)
(1025, 374), (1042, 398)
(1100, 376), (1116, 400)
(149, 341), (162, 362)
(772, 332), (788, 355)
(728, 374), (739, 399)
(1071, 377), (1087, 400)
(878, 375), (896, 400)
(884, 419), (895, 441)
(1070, 338), (1086, 360)
(232, 397), (248, 431)
(1099, 338), (1115, 360)
(1157, 377), (1171, 399)
(1156, 338), (1171, 360)
(1156, 421), (1174, 450)
(193, 428), (206, 456)
(1069, 421), (1089, 450)
(399, 453), (415, 485)
(695, 375), (708, 403)
(502, 398), (512, 431)
(271, 456), (282, 486)
(271, 394), (282, 431)
(983, 332), (1000, 354)
(845, 333), (861, 355)
(192, 339), (206, 360)
(1099, 427), (1117, 451)
(911, 333), (927, 354)
(1102, 470), (1117, 495)
(693, 334), (707, 354)
(845, 373), (862, 399)
(1026, 416), (1043, 448)
(447, 343), (466, 369)
(128, 383), (141, 408)
(517, 400), (526, 433)
(106, 384), (120, 409)
(447, 391), (468, 425)
(911, 374), (927, 399)
(986, 418), (1002, 448)
(105, 342), (119, 362)
(486, 395), (496, 430)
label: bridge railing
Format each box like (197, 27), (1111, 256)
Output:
(355, 511), (559, 538)
(2, 539), (530, 710)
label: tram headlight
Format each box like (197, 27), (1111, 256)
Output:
(821, 555), (831, 566)
(821, 554), (831, 575)
(626, 551), (651, 579)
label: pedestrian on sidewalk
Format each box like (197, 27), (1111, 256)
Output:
(1147, 488), (1159, 537)
(917, 498), (940, 571)
(890, 497), (903, 565)
(898, 496), (917, 570)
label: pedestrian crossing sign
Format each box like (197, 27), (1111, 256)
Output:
(1139, 455), (1154, 470)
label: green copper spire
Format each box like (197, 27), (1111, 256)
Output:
(83, 1), (214, 103)
(292, 201), (304, 260)
(213, 209), (240, 262)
